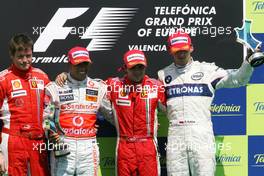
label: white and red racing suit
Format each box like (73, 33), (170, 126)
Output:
(106, 75), (166, 176)
(158, 59), (253, 176)
(0, 64), (50, 176)
(44, 73), (109, 176)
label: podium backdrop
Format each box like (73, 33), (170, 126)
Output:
(0, 0), (264, 175)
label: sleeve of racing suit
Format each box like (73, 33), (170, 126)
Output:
(43, 82), (59, 138)
(43, 83), (56, 118)
(43, 73), (51, 85)
(211, 60), (254, 90)
(0, 77), (7, 150)
(157, 80), (167, 113)
(98, 80), (115, 126)
(157, 71), (167, 112)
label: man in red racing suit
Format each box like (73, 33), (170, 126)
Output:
(0, 34), (50, 175)
(106, 49), (166, 176)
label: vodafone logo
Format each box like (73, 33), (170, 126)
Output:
(72, 116), (84, 127)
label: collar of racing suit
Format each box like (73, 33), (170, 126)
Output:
(67, 73), (88, 86)
(123, 75), (149, 86)
(123, 75), (149, 98)
(174, 57), (194, 73)
(10, 64), (33, 79)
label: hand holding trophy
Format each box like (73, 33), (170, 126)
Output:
(43, 104), (70, 157)
(235, 19), (264, 67)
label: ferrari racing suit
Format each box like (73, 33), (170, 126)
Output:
(44, 74), (109, 176)
(158, 59), (253, 176)
(106, 75), (166, 176)
(0, 65), (50, 176)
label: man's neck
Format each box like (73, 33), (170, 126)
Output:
(126, 76), (144, 85)
(69, 73), (86, 81)
(174, 57), (192, 67)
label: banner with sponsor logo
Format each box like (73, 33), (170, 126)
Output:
(0, 0), (264, 175)
(246, 0), (264, 175)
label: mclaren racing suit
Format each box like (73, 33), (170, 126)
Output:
(158, 59), (253, 176)
(106, 75), (166, 176)
(44, 74), (109, 176)
(0, 65), (50, 176)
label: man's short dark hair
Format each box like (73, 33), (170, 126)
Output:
(9, 33), (33, 56)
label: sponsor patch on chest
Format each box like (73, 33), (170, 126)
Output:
(11, 79), (22, 90)
(58, 89), (73, 94)
(191, 72), (204, 80)
(59, 94), (74, 102)
(166, 83), (213, 98)
(116, 99), (131, 106)
(118, 88), (129, 99)
(140, 90), (157, 99)
(86, 89), (98, 102)
(11, 90), (27, 98)
(29, 79), (44, 90)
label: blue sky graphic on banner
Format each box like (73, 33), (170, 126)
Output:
(249, 33), (264, 83)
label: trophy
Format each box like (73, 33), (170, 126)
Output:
(43, 104), (70, 157)
(234, 19), (264, 67)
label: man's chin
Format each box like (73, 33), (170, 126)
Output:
(18, 66), (31, 71)
(132, 78), (144, 83)
(78, 72), (87, 76)
(177, 57), (188, 60)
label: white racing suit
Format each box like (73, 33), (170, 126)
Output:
(158, 59), (253, 176)
(44, 74), (111, 176)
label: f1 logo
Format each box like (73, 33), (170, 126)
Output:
(34, 8), (88, 52)
(34, 7), (137, 52)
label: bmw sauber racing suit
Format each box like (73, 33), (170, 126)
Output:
(0, 65), (50, 176)
(44, 74), (109, 176)
(106, 75), (166, 176)
(158, 59), (253, 176)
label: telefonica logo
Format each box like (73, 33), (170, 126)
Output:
(216, 154), (241, 164)
(254, 154), (264, 165)
(251, 1), (264, 14)
(254, 102), (264, 112)
(211, 103), (241, 113)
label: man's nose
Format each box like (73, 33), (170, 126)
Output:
(22, 56), (29, 62)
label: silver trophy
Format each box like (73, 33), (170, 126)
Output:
(43, 104), (70, 157)
(235, 19), (264, 67)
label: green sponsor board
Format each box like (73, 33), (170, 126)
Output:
(157, 111), (169, 137)
(246, 0), (264, 32)
(98, 136), (248, 175)
(98, 137), (117, 176)
(215, 136), (248, 176)
(247, 84), (264, 135)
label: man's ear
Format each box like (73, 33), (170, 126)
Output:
(9, 51), (14, 60)
(190, 45), (194, 53)
(10, 55), (15, 63)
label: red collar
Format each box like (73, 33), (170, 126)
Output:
(123, 75), (149, 86)
(10, 64), (33, 79)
